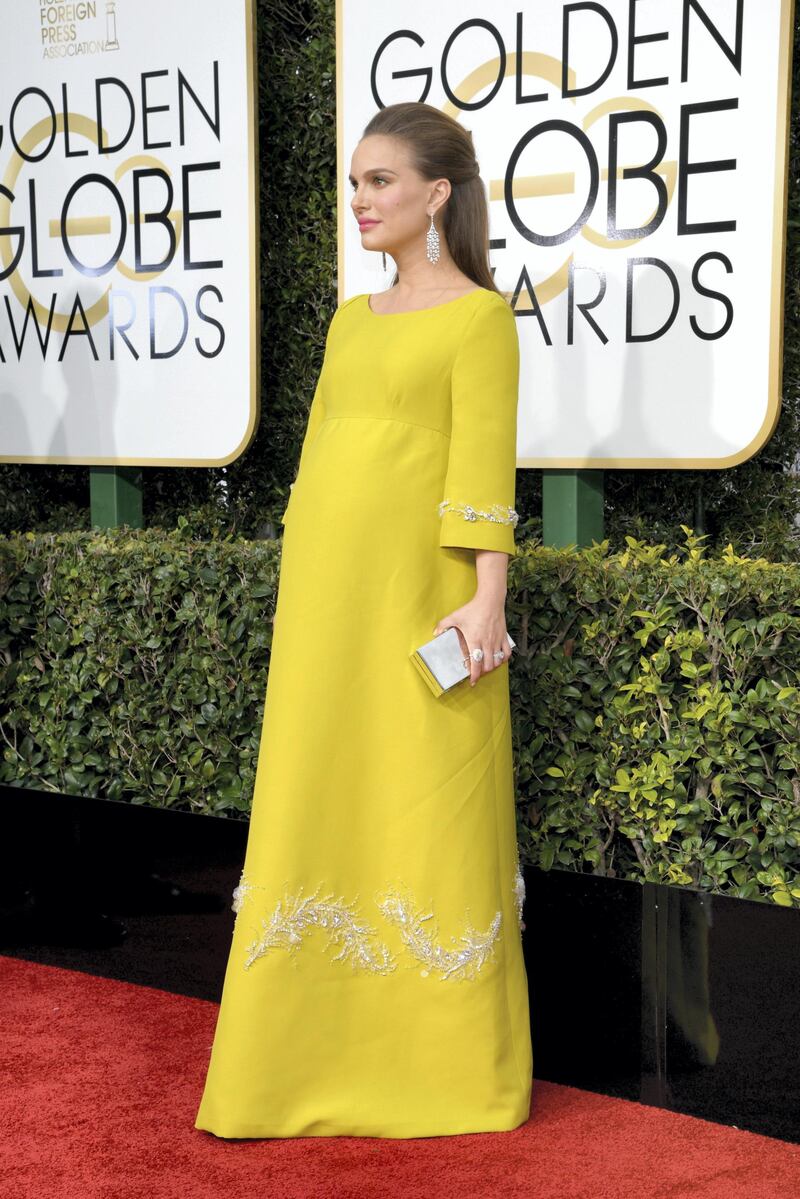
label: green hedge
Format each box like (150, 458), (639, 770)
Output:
(0, 523), (276, 812)
(3, 525), (800, 907)
(510, 527), (800, 907)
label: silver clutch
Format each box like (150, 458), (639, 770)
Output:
(409, 626), (516, 697)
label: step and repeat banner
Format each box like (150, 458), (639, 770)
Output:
(0, 0), (257, 465)
(338, 0), (795, 468)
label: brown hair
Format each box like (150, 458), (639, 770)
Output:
(361, 101), (500, 295)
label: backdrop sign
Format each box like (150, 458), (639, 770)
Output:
(0, 0), (257, 466)
(338, 0), (795, 468)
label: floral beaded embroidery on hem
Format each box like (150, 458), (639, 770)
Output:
(438, 498), (519, 527)
(513, 859), (525, 932)
(231, 868), (521, 981)
(375, 884), (501, 982)
(242, 883), (397, 974)
(231, 869), (264, 914)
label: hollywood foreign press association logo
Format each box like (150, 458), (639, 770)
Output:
(39, 0), (121, 60)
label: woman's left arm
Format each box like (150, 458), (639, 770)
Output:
(434, 295), (520, 684)
(434, 549), (512, 685)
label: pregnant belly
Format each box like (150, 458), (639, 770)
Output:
(286, 418), (449, 543)
(280, 418), (476, 630)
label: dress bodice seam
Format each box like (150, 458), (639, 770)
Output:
(319, 414), (451, 439)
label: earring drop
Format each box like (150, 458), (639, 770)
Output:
(426, 213), (440, 264)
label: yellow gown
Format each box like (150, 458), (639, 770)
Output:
(194, 286), (533, 1139)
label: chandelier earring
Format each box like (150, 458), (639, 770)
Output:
(426, 212), (440, 264)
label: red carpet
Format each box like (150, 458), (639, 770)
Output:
(2, 954), (799, 1199)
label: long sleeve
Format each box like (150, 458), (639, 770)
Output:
(438, 295), (520, 555)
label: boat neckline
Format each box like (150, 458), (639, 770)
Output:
(363, 287), (487, 316)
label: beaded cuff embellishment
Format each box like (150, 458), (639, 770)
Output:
(438, 499), (519, 527)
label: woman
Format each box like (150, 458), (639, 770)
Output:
(194, 101), (533, 1139)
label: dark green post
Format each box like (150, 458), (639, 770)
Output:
(90, 467), (144, 530)
(541, 469), (605, 548)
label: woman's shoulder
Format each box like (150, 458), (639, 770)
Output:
(471, 286), (514, 311)
(463, 287), (516, 330)
(333, 293), (366, 318)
